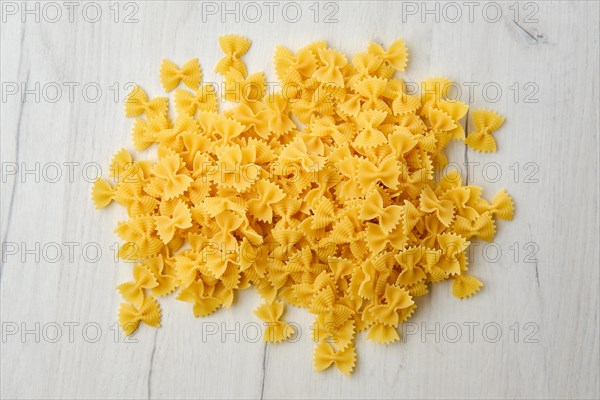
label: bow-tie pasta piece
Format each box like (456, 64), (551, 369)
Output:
(313, 48), (348, 88)
(152, 155), (194, 200)
(313, 321), (356, 354)
(452, 275), (484, 299)
(114, 215), (164, 259)
(117, 264), (159, 308)
(357, 156), (401, 191)
(131, 114), (171, 151)
(223, 68), (266, 103)
(124, 85), (168, 119)
(395, 247), (428, 287)
(215, 35), (252, 77)
(118, 296), (161, 336)
(436, 100), (469, 140)
(477, 189), (515, 220)
(364, 284), (414, 344)
(144, 255), (178, 297)
(359, 189), (403, 233)
(265, 93), (296, 135)
(175, 84), (218, 115)
(367, 38), (409, 71)
(154, 200), (193, 243)
(108, 148), (149, 182)
(253, 301), (295, 343)
(177, 280), (222, 318)
(247, 180), (286, 223)
(353, 109), (389, 148)
(454, 211), (496, 242)
(160, 58), (202, 92)
(419, 185), (456, 227)
(465, 109), (505, 152)
(93, 35), (515, 376)
(91, 178), (116, 209)
(314, 342), (357, 376)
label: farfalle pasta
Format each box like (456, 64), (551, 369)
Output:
(465, 109), (505, 152)
(253, 301), (295, 343)
(160, 58), (202, 92)
(215, 34), (252, 77)
(93, 35), (515, 375)
(124, 86), (167, 119)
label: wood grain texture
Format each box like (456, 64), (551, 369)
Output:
(1, 1), (598, 399)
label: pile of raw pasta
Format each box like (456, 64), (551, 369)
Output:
(92, 35), (514, 375)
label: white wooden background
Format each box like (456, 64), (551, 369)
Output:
(1, 1), (599, 399)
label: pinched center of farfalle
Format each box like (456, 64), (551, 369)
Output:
(92, 35), (515, 376)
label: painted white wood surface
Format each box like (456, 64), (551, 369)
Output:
(1, 1), (598, 399)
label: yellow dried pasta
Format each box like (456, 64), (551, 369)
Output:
(93, 35), (515, 375)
